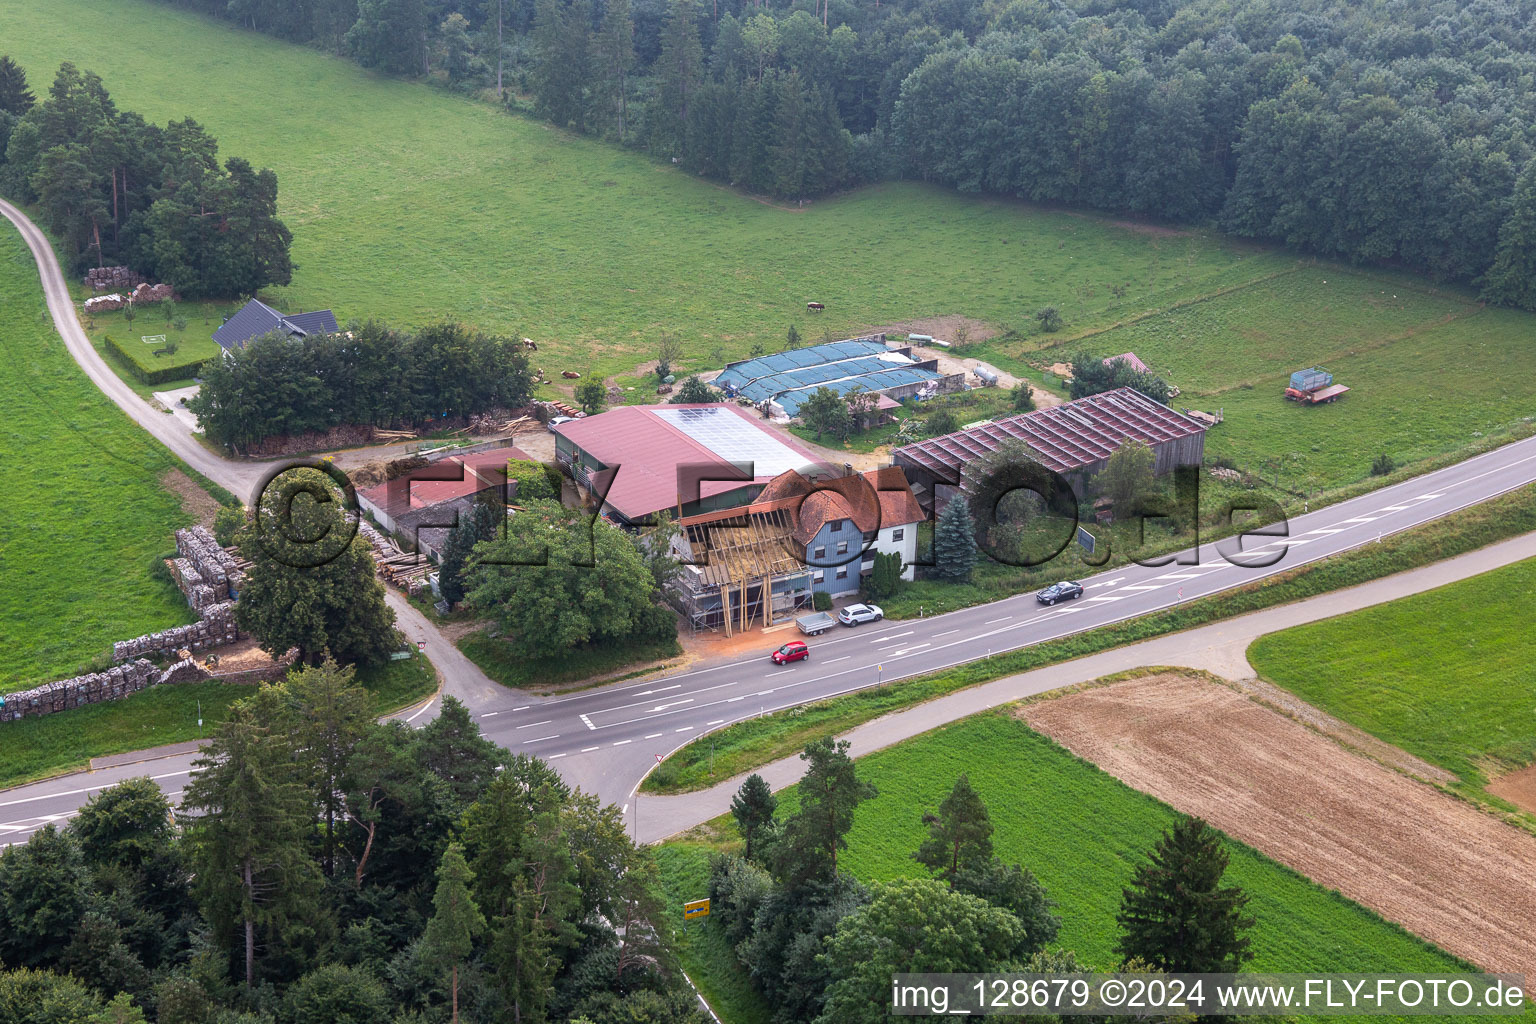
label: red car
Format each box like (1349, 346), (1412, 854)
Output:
(771, 641), (809, 664)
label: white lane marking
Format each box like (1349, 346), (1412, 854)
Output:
(581, 746), (600, 752)
(867, 631), (914, 643)
(1378, 504), (1410, 511)
(823, 656), (850, 664)
(892, 643), (931, 656)
(1087, 595), (1130, 602)
(632, 685), (681, 696)
(649, 699), (695, 712)
(1156, 572), (1207, 580)
(645, 733), (663, 739)
(1341, 516), (1379, 523)
(756, 689), (775, 696)
(1119, 584), (1165, 592)
(524, 734), (559, 743)
(480, 711), (500, 718)
(726, 697), (744, 703)
(516, 719), (553, 729)
(1087, 578), (1125, 588)
(1415, 493), (1443, 500)
(1307, 528), (1345, 535)
(406, 698), (437, 723)
(708, 719), (725, 725)
(579, 714), (596, 730)
(548, 752), (567, 759)
(933, 629), (960, 637)
(0, 768), (193, 810)
(984, 616), (1013, 625)
(675, 726), (694, 733)
(612, 739), (631, 746)
(513, 705), (530, 711)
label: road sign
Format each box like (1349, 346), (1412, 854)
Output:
(684, 898), (711, 921)
(656, 753), (663, 764)
(1076, 525), (1095, 554)
(417, 641), (426, 652)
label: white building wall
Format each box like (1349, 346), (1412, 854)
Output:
(860, 523), (919, 581)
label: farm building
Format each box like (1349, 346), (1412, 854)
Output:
(357, 444), (533, 559)
(1103, 351), (1151, 374)
(213, 297), (338, 352)
(712, 335), (965, 421)
(892, 386), (1207, 510)
(672, 466), (925, 631)
(551, 403), (823, 526)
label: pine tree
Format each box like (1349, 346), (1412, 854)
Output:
(933, 493), (976, 581)
(0, 56), (34, 115)
(730, 773), (777, 862)
(420, 844), (485, 1024)
(913, 774), (993, 882)
(1482, 159), (1536, 310)
(652, 0), (704, 156)
(596, 0), (635, 141)
(772, 737), (876, 886)
(1115, 816), (1255, 974)
(283, 660), (374, 876)
(182, 701), (322, 987)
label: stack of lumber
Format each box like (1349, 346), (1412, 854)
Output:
(374, 428), (418, 442)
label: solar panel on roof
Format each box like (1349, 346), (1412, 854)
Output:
(654, 407), (813, 477)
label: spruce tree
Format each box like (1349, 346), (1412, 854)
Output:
(1115, 816), (1255, 974)
(652, 0), (704, 155)
(730, 773), (778, 863)
(914, 774), (993, 882)
(596, 0), (635, 141)
(933, 493), (976, 581)
(0, 56), (34, 115)
(772, 737), (876, 886)
(420, 844), (485, 1024)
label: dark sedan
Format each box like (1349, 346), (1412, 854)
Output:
(1036, 580), (1084, 605)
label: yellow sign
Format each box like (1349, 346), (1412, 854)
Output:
(683, 898), (711, 920)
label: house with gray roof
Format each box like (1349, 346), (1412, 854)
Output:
(212, 298), (338, 353)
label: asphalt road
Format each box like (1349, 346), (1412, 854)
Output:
(5, 197), (1536, 848)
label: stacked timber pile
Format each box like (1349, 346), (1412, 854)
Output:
(374, 428), (418, 442)
(84, 266), (145, 291)
(84, 294), (128, 313)
(112, 603), (237, 662)
(130, 282), (176, 304)
(358, 520), (434, 596)
(0, 657), (214, 724)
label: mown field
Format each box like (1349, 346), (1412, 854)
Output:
(0, 225), (199, 691)
(657, 712), (1502, 1024)
(0, 651), (437, 789)
(1249, 556), (1536, 801)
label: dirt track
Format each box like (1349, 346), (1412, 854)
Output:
(1019, 673), (1536, 980)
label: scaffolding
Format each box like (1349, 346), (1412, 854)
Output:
(674, 504), (813, 636)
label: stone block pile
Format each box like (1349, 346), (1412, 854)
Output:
(84, 266), (145, 291)
(0, 657), (212, 723)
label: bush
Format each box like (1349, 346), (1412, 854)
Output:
(926, 409), (959, 436)
(1035, 306), (1063, 332)
(1371, 453), (1396, 476)
(104, 332), (202, 386)
(212, 506), (247, 547)
(708, 854), (775, 946)
(506, 458), (560, 501)
(813, 592), (833, 612)
(1011, 383), (1035, 412)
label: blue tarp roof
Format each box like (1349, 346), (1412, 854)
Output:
(774, 367), (945, 416)
(714, 337), (891, 392)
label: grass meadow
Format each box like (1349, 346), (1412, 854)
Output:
(1249, 556), (1536, 803)
(0, 225), (199, 691)
(0, 652), (437, 789)
(5, 0), (1534, 495)
(657, 711), (1501, 1024)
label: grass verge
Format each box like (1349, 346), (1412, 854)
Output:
(642, 480), (1536, 794)
(658, 712), (1500, 1024)
(0, 652), (437, 791)
(459, 629), (682, 692)
(1249, 556), (1536, 808)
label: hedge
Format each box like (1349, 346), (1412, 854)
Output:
(104, 332), (208, 386)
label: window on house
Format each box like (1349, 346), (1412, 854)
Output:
(836, 541), (848, 555)
(892, 528), (905, 542)
(814, 546), (825, 559)
(836, 567), (848, 579)
(832, 520), (843, 532)
(812, 571), (824, 583)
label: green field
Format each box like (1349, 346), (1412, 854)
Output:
(0, 651), (437, 789)
(90, 304), (231, 389)
(1249, 556), (1536, 803)
(657, 711), (1500, 1024)
(0, 224), (201, 691)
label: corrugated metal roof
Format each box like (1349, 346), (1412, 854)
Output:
(357, 445), (533, 519)
(553, 404), (822, 521)
(714, 336), (891, 390)
(774, 367), (944, 416)
(892, 387), (1206, 480)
